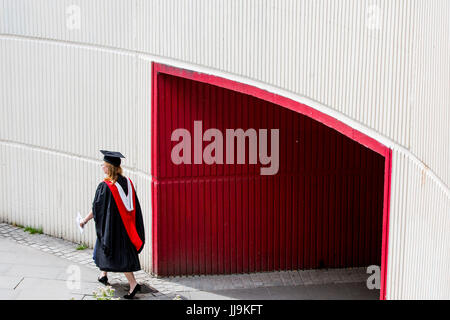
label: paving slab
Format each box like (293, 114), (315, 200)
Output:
(0, 264), (13, 274)
(0, 276), (23, 290)
(175, 291), (235, 300)
(266, 285), (313, 300)
(205, 288), (272, 300)
(4, 264), (68, 280)
(0, 288), (20, 300)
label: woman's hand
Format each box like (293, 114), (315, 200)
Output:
(80, 210), (94, 228)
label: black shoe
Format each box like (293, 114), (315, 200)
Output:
(123, 283), (141, 299)
(98, 275), (109, 286)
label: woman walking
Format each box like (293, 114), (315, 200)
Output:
(80, 150), (145, 299)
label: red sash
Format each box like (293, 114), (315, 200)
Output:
(104, 178), (143, 252)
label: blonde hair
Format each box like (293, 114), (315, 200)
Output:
(104, 162), (123, 184)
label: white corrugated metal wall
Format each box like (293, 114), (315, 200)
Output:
(0, 0), (449, 299)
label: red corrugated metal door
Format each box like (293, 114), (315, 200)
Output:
(152, 72), (385, 277)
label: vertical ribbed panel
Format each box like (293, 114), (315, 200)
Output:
(1, 0), (417, 147)
(385, 150), (409, 299)
(410, 0), (450, 187)
(0, 38), (137, 165)
(135, 57), (153, 176)
(153, 73), (385, 276)
(136, 0), (414, 147)
(0, 0), (134, 49)
(387, 149), (450, 299)
(0, 37), (154, 273)
(1, 0), (448, 186)
(0, 143), (102, 247)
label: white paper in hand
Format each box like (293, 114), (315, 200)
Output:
(76, 212), (84, 234)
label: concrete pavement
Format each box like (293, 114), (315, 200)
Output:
(0, 223), (379, 300)
(0, 237), (101, 300)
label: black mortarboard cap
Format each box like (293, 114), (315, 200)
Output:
(100, 150), (125, 167)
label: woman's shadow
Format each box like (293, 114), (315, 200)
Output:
(109, 282), (159, 299)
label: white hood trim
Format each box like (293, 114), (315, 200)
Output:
(114, 177), (134, 211)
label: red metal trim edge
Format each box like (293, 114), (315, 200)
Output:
(380, 148), (392, 300)
(151, 62), (393, 299)
(151, 62), (159, 275)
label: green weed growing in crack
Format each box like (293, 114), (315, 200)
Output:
(12, 223), (24, 229)
(23, 226), (43, 234)
(93, 286), (120, 300)
(76, 243), (88, 250)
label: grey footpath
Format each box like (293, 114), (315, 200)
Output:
(0, 223), (379, 300)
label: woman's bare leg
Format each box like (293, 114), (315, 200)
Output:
(124, 272), (138, 292)
(101, 271), (107, 277)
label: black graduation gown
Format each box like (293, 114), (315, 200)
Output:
(92, 174), (145, 272)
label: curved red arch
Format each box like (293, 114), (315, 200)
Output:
(151, 62), (392, 300)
